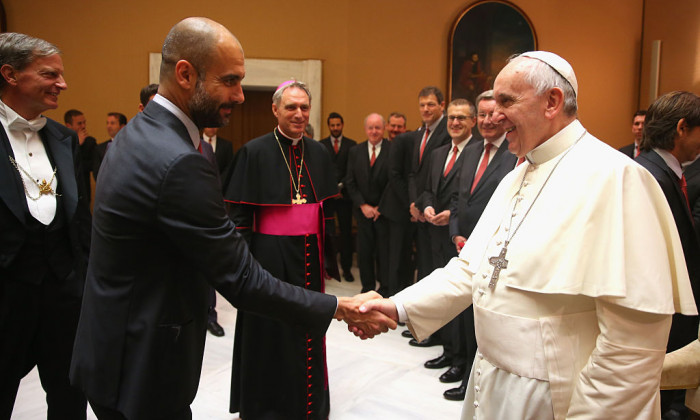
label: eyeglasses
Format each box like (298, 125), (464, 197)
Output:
(447, 115), (474, 121)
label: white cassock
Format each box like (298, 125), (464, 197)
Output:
(393, 120), (698, 420)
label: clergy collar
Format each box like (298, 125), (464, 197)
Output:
(152, 94), (201, 150)
(527, 120), (585, 165)
(276, 126), (303, 145)
(485, 133), (506, 150)
(653, 148), (683, 179)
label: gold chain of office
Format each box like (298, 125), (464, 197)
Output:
(8, 155), (60, 200)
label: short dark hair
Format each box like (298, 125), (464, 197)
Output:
(388, 112), (406, 125)
(108, 112), (127, 126)
(447, 98), (476, 116)
(633, 110), (647, 120)
(327, 112), (343, 125)
(0, 33), (60, 92)
(140, 84), (159, 106)
(641, 91), (700, 151)
(418, 86), (444, 104)
(64, 109), (83, 125)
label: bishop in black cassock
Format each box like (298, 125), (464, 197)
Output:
(225, 125), (337, 420)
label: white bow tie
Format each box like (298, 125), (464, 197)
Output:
(9, 115), (47, 132)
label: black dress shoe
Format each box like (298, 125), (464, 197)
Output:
(207, 320), (225, 337)
(344, 273), (355, 282)
(408, 336), (441, 347)
(439, 365), (466, 383)
(443, 384), (467, 401)
(397, 321), (406, 327)
(401, 329), (413, 338)
(424, 354), (452, 369)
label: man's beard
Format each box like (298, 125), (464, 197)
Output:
(188, 79), (232, 128)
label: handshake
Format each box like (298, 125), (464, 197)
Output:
(334, 291), (401, 339)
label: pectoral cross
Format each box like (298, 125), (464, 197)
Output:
(292, 193), (307, 205)
(488, 244), (509, 289)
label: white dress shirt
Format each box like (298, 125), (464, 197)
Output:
(0, 100), (56, 225)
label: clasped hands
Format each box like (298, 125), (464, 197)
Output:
(335, 291), (399, 339)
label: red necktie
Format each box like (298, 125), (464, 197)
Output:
(444, 145), (458, 177)
(419, 128), (430, 163)
(197, 142), (203, 154)
(634, 144), (640, 158)
(680, 174), (692, 213)
(516, 156), (526, 166)
(333, 138), (339, 154)
(471, 143), (493, 193)
(370, 145), (376, 167)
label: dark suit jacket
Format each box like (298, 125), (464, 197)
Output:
(0, 118), (91, 295)
(618, 143), (635, 158)
(637, 150), (700, 350)
(320, 135), (356, 197)
(418, 142), (466, 213)
(378, 132), (414, 223)
(685, 158), (700, 237)
(70, 101), (337, 420)
(345, 139), (391, 207)
(213, 135), (234, 175)
(91, 139), (111, 181)
(408, 117), (451, 205)
(449, 139), (517, 240)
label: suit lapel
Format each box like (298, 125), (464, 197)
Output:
(444, 145), (466, 184)
(433, 145), (450, 192)
(459, 142), (483, 196)
(474, 141), (509, 193)
(0, 126), (28, 223)
(647, 151), (694, 221)
(42, 122), (78, 222)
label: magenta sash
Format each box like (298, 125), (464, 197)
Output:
(253, 203), (326, 292)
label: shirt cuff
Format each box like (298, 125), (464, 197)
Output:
(390, 296), (408, 322)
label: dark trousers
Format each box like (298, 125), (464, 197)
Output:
(0, 275), (86, 420)
(207, 286), (218, 323)
(90, 400), (192, 420)
(428, 223), (468, 366)
(334, 198), (354, 275)
(355, 210), (389, 293)
(386, 218), (415, 296)
(414, 222), (433, 280)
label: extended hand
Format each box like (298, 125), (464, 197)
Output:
(335, 292), (397, 339)
(345, 298), (400, 339)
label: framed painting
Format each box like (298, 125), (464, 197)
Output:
(448, 0), (537, 103)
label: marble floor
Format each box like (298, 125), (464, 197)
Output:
(12, 273), (464, 419)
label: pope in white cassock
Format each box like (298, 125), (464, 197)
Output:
(358, 51), (698, 419)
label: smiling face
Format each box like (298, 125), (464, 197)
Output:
(446, 104), (475, 144)
(1, 53), (67, 120)
(328, 117), (343, 138)
(386, 115), (406, 140)
(492, 61), (551, 157)
(188, 38), (246, 128)
(365, 114), (385, 145)
(476, 98), (505, 142)
(419, 94), (445, 127)
(272, 87), (310, 138)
